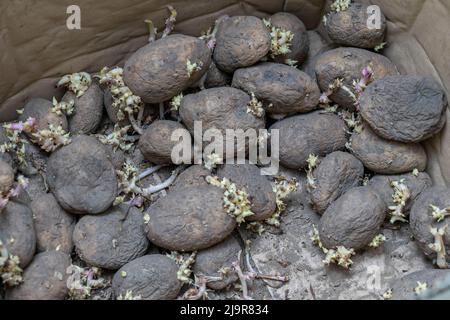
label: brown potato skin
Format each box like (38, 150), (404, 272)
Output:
(319, 186), (386, 251)
(359, 75), (447, 143)
(205, 62), (232, 89)
(351, 125), (427, 174)
(6, 251), (71, 300)
(19, 98), (68, 134)
(112, 254), (182, 300)
(232, 62), (320, 116)
(214, 16), (270, 73)
(390, 270), (449, 300)
(310, 151), (364, 214)
(170, 165), (211, 192)
(314, 47), (398, 109)
(124, 34), (211, 103)
(269, 111), (348, 169)
(0, 158), (14, 194)
(147, 185), (236, 251)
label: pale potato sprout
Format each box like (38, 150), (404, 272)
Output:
(306, 153), (319, 191)
(263, 18), (294, 58)
(51, 97), (75, 116)
(428, 224), (448, 269)
(32, 124), (71, 152)
(383, 289), (393, 300)
(330, 0), (351, 12)
(97, 125), (134, 152)
(388, 179), (410, 224)
(412, 168), (419, 176)
(117, 290), (142, 300)
(175, 251), (197, 284)
(414, 281), (428, 295)
(266, 176), (298, 227)
(170, 93), (183, 111)
(368, 234), (386, 248)
(246, 93), (265, 118)
(374, 42), (387, 52)
(0, 174), (29, 212)
(204, 152), (222, 171)
(0, 240), (23, 287)
(57, 72), (92, 98)
(186, 60), (203, 77)
(66, 265), (109, 300)
(284, 59), (298, 67)
(429, 204), (450, 223)
(162, 5), (177, 38)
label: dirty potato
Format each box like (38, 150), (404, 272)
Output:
(0, 159), (14, 194)
(19, 98), (68, 135)
(205, 62), (232, 89)
(390, 269), (449, 300)
(170, 165), (211, 192)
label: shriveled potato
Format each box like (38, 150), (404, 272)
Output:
(319, 186), (386, 251)
(62, 83), (103, 134)
(360, 75), (447, 143)
(325, 3), (386, 49)
(0, 201), (36, 268)
(214, 16), (270, 73)
(6, 251), (71, 300)
(147, 185), (236, 251)
(19, 98), (68, 134)
(170, 165), (211, 192)
(112, 254), (182, 300)
(350, 125), (427, 174)
(310, 151), (364, 214)
(217, 164), (276, 221)
(31, 193), (75, 254)
(232, 62), (320, 116)
(124, 34), (211, 103)
(390, 269), (449, 300)
(269, 111), (347, 169)
(0, 158), (14, 194)
(205, 62), (231, 89)
(46, 135), (117, 214)
(314, 47), (398, 109)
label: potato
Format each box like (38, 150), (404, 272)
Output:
(124, 34), (211, 103)
(214, 16), (270, 73)
(314, 47), (398, 109)
(318, 186), (386, 251)
(217, 164), (276, 221)
(19, 98), (68, 134)
(17, 142), (48, 177)
(301, 30), (336, 81)
(232, 62), (320, 116)
(73, 205), (149, 270)
(6, 251), (71, 300)
(0, 201), (36, 268)
(390, 269), (449, 300)
(62, 83), (103, 134)
(205, 62), (231, 89)
(310, 151), (364, 214)
(269, 111), (347, 169)
(147, 185), (236, 251)
(193, 234), (242, 290)
(46, 135), (118, 214)
(325, 3), (386, 49)
(112, 254), (182, 300)
(0, 159), (14, 194)
(350, 125), (427, 174)
(138, 120), (191, 165)
(360, 75), (447, 143)
(170, 165), (211, 192)
(31, 193), (75, 254)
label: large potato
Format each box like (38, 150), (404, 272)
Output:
(390, 269), (449, 300)
(359, 75), (447, 143)
(232, 62), (320, 116)
(0, 158), (14, 194)
(124, 34), (211, 103)
(19, 98), (68, 135)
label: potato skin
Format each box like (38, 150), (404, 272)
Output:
(351, 125), (427, 174)
(6, 251), (71, 300)
(19, 98), (68, 133)
(205, 62), (231, 89)
(318, 186), (386, 250)
(73, 205), (149, 270)
(214, 16), (270, 73)
(390, 269), (449, 300)
(46, 135), (118, 214)
(310, 151), (364, 214)
(124, 34), (211, 103)
(0, 158), (14, 194)
(359, 75), (447, 143)
(269, 111), (347, 169)
(112, 254), (182, 300)
(170, 165), (211, 192)
(232, 62), (320, 116)
(147, 185), (236, 251)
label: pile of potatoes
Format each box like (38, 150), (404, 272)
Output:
(1, 1), (449, 300)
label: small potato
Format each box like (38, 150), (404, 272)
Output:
(205, 62), (232, 89)
(360, 75), (447, 143)
(124, 34), (211, 103)
(6, 251), (71, 300)
(19, 98), (68, 134)
(73, 205), (149, 269)
(350, 125), (427, 174)
(319, 186), (386, 251)
(390, 269), (449, 300)
(170, 165), (211, 192)
(269, 111), (347, 169)
(31, 193), (75, 254)
(232, 62), (320, 116)
(147, 185), (236, 251)
(46, 135), (118, 214)
(0, 158), (14, 194)
(325, 3), (386, 49)
(112, 254), (182, 300)
(310, 151), (364, 214)
(314, 47), (398, 109)
(214, 16), (271, 73)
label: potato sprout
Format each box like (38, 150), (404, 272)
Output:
(0, 240), (23, 286)
(246, 93), (265, 118)
(306, 153), (319, 191)
(330, 0), (351, 12)
(0, 174), (29, 212)
(168, 251), (197, 284)
(368, 234), (386, 248)
(383, 289), (393, 300)
(204, 152), (222, 171)
(414, 281), (428, 295)
(117, 290), (142, 300)
(429, 204), (450, 223)
(66, 265), (109, 300)
(374, 42), (387, 52)
(263, 19), (294, 58)
(97, 125), (134, 152)
(428, 224), (448, 269)
(51, 97), (75, 116)
(170, 93), (183, 111)
(266, 176), (298, 227)
(388, 179), (410, 223)
(186, 60), (203, 77)
(57, 72), (92, 98)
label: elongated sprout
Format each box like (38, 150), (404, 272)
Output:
(388, 179), (410, 224)
(57, 72), (92, 98)
(429, 225), (448, 269)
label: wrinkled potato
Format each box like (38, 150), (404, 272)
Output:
(214, 16), (270, 73)
(19, 98), (68, 134)
(350, 125), (427, 174)
(319, 186), (386, 251)
(124, 34), (211, 103)
(232, 62), (320, 116)
(314, 47), (398, 109)
(46, 135), (118, 214)
(30, 193), (75, 254)
(6, 251), (71, 300)
(310, 151), (364, 214)
(170, 165), (211, 192)
(0, 158), (14, 194)
(73, 205), (149, 270)
(269, 111), (347, 169)
(325, 3), (386, 49)
(17, 141), (48, 177)
(205, 62), (232, 89)
(112, 254), (182, 300)
(147, 185), (236, 251)
(390, 269), (449, 300)
(360, 75), (447, 143)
